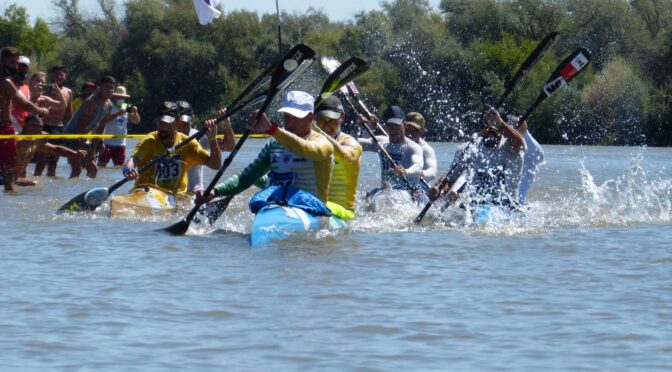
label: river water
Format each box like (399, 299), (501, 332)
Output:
(1, 140), (671, 370)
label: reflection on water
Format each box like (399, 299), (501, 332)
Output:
(1, 141), (671, 370)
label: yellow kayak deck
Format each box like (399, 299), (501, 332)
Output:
(110, 185), (192, 219)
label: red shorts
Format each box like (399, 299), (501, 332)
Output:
(98, 144), (126, 166)
(0, 122), (17, 170)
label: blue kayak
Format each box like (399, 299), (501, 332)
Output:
(250, 205), (347, 247)
(472, 203), (526, 226)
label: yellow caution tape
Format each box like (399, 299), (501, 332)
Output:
(0, 133), (268, 140)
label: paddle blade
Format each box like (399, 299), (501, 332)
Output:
(256, 44), (317, 117)
(315, 56), (369, 108)
(56, 187), (109, 214)
(522, 48), (591, 120)
(194, 196), (234, 225)
(163, 218), (191, 236)
(496, 31), (560, 108)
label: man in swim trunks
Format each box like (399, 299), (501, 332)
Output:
(63, 75), (119, 178)
(196, 91), (336, 214)
(0, 47), (49, 192)
(315, 95), (362, 220)
(122, 101), (221, 195)
(34, 65), (73, 177)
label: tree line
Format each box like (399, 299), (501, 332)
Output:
(2, 0), (672, 146)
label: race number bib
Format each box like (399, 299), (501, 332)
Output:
(155, 156), (184, 188)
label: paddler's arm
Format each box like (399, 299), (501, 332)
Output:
(421, 144), (438, 181)
(485, 108), (525, 152)
(5, 79), (49, 116)
(203, 120), (221, 169)
(212, 143), (271, 197)
(314, 125), (362, 164)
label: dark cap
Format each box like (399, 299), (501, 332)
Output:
(157, 101), (179, 124)
(382, 105), (405, 125)
(175, 100), (193, 123)
(315, 95), (344, 120)
(405, 112), (425, 129)
(82, 81), (96, 89)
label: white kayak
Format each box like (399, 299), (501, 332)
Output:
(250, 205), (347, 247)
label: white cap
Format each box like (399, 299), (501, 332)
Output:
(18, 56), (30, 67)
(278, 91), (314, 119)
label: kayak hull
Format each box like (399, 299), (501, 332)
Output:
(471, 203), (525, 226)
(250, 205), (347, 247)
(110, 186), (191, 219)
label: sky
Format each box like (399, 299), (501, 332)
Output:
(10, 0), (441, 25)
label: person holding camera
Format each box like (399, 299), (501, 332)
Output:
(98, 85), (140, 167)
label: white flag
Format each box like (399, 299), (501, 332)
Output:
(194, 0), (221, 25)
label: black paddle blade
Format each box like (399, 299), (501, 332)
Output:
(315, 57), (369, 108)
(257, 44), (317, 117)
(522, 48), (591, 120)
(496, 31), (560, 108)
(162, 218), (191, 235)
(193, 196), (234, 225)
(56, 192), (97, 214)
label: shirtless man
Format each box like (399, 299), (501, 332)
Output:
(0, 47), (49, 191)
(34, 65), (73, 177)
(15, 114), (85, 186)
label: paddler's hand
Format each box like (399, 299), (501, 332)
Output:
(428, 186), (442, 202)
(484, 107), (503, 126)
(247, 110), (272, 133)
(204, 116), (218, 141)
(391, 165), (407, 176)
(122, 165), (138, 180)
(195, 189), (216, 205)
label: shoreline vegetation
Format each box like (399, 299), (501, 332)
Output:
(2, 0), (671, 146)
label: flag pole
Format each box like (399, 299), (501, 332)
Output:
(275, 0), (282, 53)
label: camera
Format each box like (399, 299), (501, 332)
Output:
(38, 83), (53, 93)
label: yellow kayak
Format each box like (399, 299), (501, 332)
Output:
(110, 185), (192, 219)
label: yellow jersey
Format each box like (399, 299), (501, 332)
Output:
(131, 131), (211, 194)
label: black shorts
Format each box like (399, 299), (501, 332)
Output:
(43, 125), (63, 145)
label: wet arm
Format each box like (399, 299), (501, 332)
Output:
(214, 144), (271, 197)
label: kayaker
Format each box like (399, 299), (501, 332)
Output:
(357, 105), (424, 193)
(0, 46), (50, 192)
(404, 112), (437, 187)
(121, 101), (221, 194)
(175, 100), (235, 194)
(315, 95), (362, 220)
(196, 91), (337, 215)
(513, 116), (545, 204)
(428, 107), (526, 207)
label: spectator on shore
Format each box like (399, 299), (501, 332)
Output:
(71, 81), (96, 115)
(98, 85), (140, 167)
(33, 65), (73, 177)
